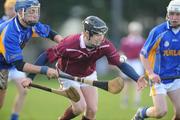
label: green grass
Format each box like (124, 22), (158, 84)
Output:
(0, 76), (174, 120)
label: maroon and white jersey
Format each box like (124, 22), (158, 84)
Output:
(120, 35), (145, 59)
(47, 34), (120, 77)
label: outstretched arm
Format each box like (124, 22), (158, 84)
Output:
(140, 54), (160, 83)
(48, 30), (63, 43)
(26, 51), (49, 80)
(117, 62), (147, 90)
(117, 62), (139, 82)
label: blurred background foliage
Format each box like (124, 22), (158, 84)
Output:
(0, 0), (170, 39)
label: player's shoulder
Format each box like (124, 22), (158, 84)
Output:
(151, 22), (168, 34)
(62, 34), (81, 47)
(99, 37), (115, 49)
(102, 37), (113, 45)
(1, 18), (19, 35)
(63, 34), (80, 42)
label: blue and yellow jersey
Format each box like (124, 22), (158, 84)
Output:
(0, 16), (51, 69)
(141, 21), (180, 84)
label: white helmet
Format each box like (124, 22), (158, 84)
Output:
(167, 0), (180, 13)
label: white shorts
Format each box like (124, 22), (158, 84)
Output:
(8, 67), (26, 81)
(150, 79), (180, 96)
(120, 59), (144, 79)
(59, 71), (98, 89)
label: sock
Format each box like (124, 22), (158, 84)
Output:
(141, 107), (149, 118)
(59, 106), (77, 120)
(10, 113), (19, 120)
(81, 116), (91, 120)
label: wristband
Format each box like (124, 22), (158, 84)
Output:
(40, 66), (48, 75)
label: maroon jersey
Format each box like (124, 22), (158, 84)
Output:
(47, 34), (120, 77)
(120, 35), (145, 59)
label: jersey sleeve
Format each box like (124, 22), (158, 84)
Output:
(3, 30), (23, 63)
(140, 28), (160, 58)
(46, 37), (69, 63)
(33, 22), (51, 38)
(104, 40), (120, 65)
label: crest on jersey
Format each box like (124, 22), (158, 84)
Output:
(164, 41), (170, 47)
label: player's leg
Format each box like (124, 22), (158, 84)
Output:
(80, 71), (98, 120)
(58, 77), (87, 120)
(0, 90), (6, 109)
(81, 86), (98, 120)
(8, 68), (27, 120)
(132, 83), (168, 120)
(58, 87), (87, 120)
(0, 69), (8, 109)
(132, 94), (167, 120)
(167, 79), (180, 120)
(10, 79), (27, 120)
(147, 94), (167, 118)
(168, 89), (180, 120)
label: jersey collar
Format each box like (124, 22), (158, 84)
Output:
(80, 34), (86, 48)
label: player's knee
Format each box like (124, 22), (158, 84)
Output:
(86, 106), (98, 117)
(174, 116), (180, 120)
(74, 103), (87, 114)
(174, 112), (180, 120)
(155, 109), (167, 118)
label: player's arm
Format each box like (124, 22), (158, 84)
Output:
(140, 54), (154, 76)
(117, 62), (140, 82)
(140, 50), (160, 83)
(105, 40), (140, 82)
(48, 30), (63, 43)
(26, 51), (49, 80)
(33, 22), (63, 43)
(140, 28), (161, 83)
(12, 60), (51, 75)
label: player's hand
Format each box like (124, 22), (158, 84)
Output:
(46, 68), (59, 79)
(137, 75), (148, 91)
(149, 73), (161, 83)
(21, 78), (32, 88)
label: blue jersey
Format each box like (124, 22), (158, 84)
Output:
(0, 16), (51, 69)
(141, 21), (180, 84)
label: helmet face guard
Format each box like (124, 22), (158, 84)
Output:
(16, 0), (40, 26)
(23, 4), (40, 26)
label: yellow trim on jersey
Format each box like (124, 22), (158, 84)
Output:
(150, 84), (156, 96)
(148, 38), (161, 70)
(147, 38), (161, 96)
(32, 28), (39, 37)
(0, 27), (8, 56)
